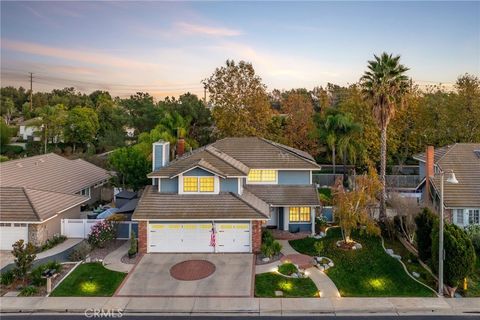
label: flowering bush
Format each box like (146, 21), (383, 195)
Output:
(88, 220), (116, 248)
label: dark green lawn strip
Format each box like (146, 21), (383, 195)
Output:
(290, 228), (434, 297)
(51, 262), (126, 297)
(255, 273), (318, 297)
(461, 259), (480, 297)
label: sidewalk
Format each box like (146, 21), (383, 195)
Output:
(0, 296), (478, 315)
(103, 241), (133, 273)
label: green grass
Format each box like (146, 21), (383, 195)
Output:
(50, 262), (126, 297)
(461, 258), (480, 297)
(290, 227), (435, 297)
(255, 273), (318, 297)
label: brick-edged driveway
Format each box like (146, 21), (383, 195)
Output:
(116, 253), (254, 297)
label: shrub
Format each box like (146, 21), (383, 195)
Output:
(37, 235), (67, 252)
(261, 243), (273, 258)
(19, 285), (38, 296)
(318, 187), (333, 206)
(69, 242), (91, 261)
(30, 261), (62, 286)
(432, 223), (476, 292)
(0, 269), (15, 286)
(414, 207), (438, 263)
(0, 155), (9, 162)
(128, 231), (137, 256)
(262, 229), (274, 244)
(314, 241), (324, 256)
(271, 241), (282, 257)
(88, 220), (116, 248)
(1, 145), (24, 156)
(465, 224), (480, 255)
(278, 263), (298, 276)
(12, 240), (37, 281)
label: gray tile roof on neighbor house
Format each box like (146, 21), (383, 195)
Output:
(133, 186), (269, 220)
(428, 143), (480, 208)
(0, 153), (111, 194)
(0, 187), (88, 222)
(244, 184), (321, 207)
(413, 145), (452, 163)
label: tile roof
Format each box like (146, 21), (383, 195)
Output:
(212, 137), (320, 170)
(132, 186), (268, 220)
(0, 187), (88, 222)
(413, 145), (452, 163)
(244, 184), (321, 207)
(429, 143), (480, 208)
(0, 153), (111, 194)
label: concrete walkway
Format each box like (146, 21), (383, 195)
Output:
(0, 238), (83, 270)
(1, 296), (478, 315)
(103, 241), (133, 273)
(272, 238), (340, 298)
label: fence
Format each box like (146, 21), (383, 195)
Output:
(61, 219), (138, 239)
(313, 173), (421, 189)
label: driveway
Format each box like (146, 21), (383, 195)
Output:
(116, 253), (254, 297)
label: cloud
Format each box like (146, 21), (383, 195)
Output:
(2, 39), (159, 70)
(175, 22), (242, 37)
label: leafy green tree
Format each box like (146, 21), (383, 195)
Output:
(64, 107), (99, 151)
(36, 104), (67, 148)
(204, 60), (273, 137)
(1, 97), (15, 125)
(121, 92), (161, 133)
(432, 223), (476, 296)
(94, 93), (127, 151)
(12, 239), (37, 282)
(0, 121), (11, 148)
(360, 52), (409, 221)
(414, 207), (438, 263)
(108, 147), (150, 191)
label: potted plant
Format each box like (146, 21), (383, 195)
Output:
(128, 230), (137, 259)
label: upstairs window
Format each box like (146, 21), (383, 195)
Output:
(183, 177), (198, 192)
(247, 169), (277, 183)
(289, 207), (311, 222)
(183, 176), (215, 193)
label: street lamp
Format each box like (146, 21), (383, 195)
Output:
(438, 169), (458, 296)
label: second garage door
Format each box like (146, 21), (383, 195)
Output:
(0, 223), (28, 250)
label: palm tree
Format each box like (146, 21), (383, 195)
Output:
(360, 52), (409, 221)
(337, 114), (363, 183)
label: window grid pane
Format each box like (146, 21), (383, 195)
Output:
(199, 177), (214, 192)
(247, 169), (277, 182)
(183, 177), (198, 192)
(289, 207), (311, 222)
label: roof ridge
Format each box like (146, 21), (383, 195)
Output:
(22, 187), (42, 222)
(232, 191), (269, 219)
(22, 186), (89, 198)
(205, 145), (250, 175)
(436, 143), (457, 164)
(259, 137), (320, 168)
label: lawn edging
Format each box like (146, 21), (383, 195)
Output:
(380, 236), (438, 296)
(47, 261), (82, 297)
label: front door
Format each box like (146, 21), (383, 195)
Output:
(278, 207), (284, 230)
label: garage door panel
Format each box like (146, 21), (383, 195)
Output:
(148, 223), (213, 253)
(216, 223), (250, 253)
(0, 224), (28, 250)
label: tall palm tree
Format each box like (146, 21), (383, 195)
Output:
(337, 114), (363, 183)
(360, 52), (409, 221)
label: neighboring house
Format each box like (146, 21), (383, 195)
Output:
(133, 137), (321, 254)
(413, 143), (480, 227)
(0, 153), (113, 249)
(18, 118), (41, 141)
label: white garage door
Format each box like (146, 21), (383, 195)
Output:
(148, 223), (214, 253)
(216, 223), (251, 253)
(0, 223), (28, 250)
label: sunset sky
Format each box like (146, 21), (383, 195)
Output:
(1, 1), (479, 99)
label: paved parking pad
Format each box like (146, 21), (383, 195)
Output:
(116, 253), (253, 297)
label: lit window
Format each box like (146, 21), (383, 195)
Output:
(289, 207), (311, 222)
(199, 177), (214, 192)
(247, 169), (277, 183)
(183, 177), (198, 192)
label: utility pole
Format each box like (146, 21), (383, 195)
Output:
(29, 72), (33, 112)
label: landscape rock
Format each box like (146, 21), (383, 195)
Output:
(317, 265), (325, 271)
(386, 249), (394, 255)
(328, 261), (334, 267)
(262, 257), (270, 263)
(412, 272), (420, 278)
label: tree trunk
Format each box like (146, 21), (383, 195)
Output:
(343, 152), (348, 187)
(379, 126), (387, 222)
(332, 146), (336, 174)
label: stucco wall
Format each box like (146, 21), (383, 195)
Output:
(183, 168), (214, 176)
(160, 177), (179, 193)
(278, 170), (310, 185)
(220, 178), (238, 193)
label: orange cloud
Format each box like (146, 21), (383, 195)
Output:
(2, 39), (158, 69)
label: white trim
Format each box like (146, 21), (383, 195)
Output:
(238, 178), (243, 195)
(134, 218), (267, 221)
(246, 169), (278, 185)
(157, 178), (161, 192)
(171, 165), (226, 179)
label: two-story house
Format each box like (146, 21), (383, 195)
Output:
(133, 137), (321, 254)
(413, 143), (480, 227)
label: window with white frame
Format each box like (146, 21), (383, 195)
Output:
(456, 209), (464, 225)
(182, 176), (215, 193)
(289, 207), (311, 222)
(468, 209), (480, 225)
(247, 169), (277, 183)
(79, 187), (91, 198)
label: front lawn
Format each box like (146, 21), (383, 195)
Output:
(255, 272), (318, 297)
(460, 258), (480, 297)
(50, 262), (126, 297)
(290, 227), (435, 297)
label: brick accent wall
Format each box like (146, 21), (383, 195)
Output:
(138, 221), (148, 254)
(252, 220), (263, 253)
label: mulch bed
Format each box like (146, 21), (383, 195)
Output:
(255, 253), (283, 265)
(88, 240), (126, 261)
(170, 260), (216, 281)
(270, 229), (311, 240)
(281, 254), (314, 269)
(120, 254), (141, 265)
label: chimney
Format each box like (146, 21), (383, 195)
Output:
(425, 146), (434, 202)
(152, 141), (170, 171)
(177, 138), (185, 158)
